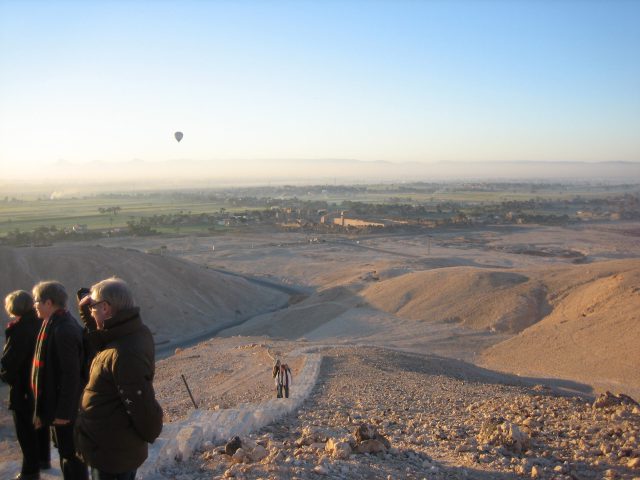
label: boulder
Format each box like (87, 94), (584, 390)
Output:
(231, 447), (247, 464)
(225, 436), (243, 456)
(593, 391), (639, 410)
(477, 420), (530, 453)
(325, 438), (352, 459)
(355, 439), (387, 454)
(354, 423), (377, 442)
(296, 426), (331, 446)
(228, 443), (269, 464)
(314, 465), (328, 475)
(353, 423), (391, 450)
(249, 444), (268, 462)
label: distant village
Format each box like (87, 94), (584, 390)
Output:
(1, 182), (639, 246)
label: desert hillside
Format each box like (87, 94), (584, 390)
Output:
(481, 259), (640, 398)
(1, 225), (640, 479)
(219, 265), (549, 340)
(0, 245), (289, 343)
(219, 253), (640, 397)
(361, 267), (549, 333)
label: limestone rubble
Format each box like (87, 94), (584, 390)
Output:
(160, 345), (640, 479)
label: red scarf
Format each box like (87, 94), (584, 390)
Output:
(30, 309), (64, 401)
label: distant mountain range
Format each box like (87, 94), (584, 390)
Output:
(5, 159), (640, 190)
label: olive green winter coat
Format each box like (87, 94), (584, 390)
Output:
(74, 308), (163, 474)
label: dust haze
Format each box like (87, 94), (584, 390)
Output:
(3, 159), (640, 196)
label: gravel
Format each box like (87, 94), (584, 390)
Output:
(162, 345), (640, 479)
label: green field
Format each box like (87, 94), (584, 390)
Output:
(0, 197), (239, 236)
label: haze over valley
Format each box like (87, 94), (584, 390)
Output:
(2, 0), (640, 477)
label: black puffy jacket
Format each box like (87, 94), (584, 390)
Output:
(74, 307), (163, 474)
(0, 310), (41, 411)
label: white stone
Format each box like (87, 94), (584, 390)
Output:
(250, 445), (268, 462)
(175, 425), (203, 461)
(314, 465), (328, 475)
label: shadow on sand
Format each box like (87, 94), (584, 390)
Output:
(369, 347), (594, 398)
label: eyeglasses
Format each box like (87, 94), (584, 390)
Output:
(89, 300), (107, 310)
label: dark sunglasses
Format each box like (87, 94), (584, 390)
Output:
(89, 300), (107, 310)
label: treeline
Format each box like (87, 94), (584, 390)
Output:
(1, 226), (103, 246)
(89, 182), (639, 202)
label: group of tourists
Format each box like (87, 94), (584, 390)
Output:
(1, 278), (163, 480)
(1, 275), (300, 480)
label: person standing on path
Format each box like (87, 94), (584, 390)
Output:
(280, 363), (292, 399)
(1, 290), (51, 480)
(75, 277), (163, 480)
(31, 281), (88, 480)
(272, 359), (293, 398)
(272, 359), (282, 397)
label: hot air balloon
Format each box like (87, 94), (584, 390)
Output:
(174, 131), (183, 142)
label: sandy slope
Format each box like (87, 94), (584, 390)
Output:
(0, 245), (288, 343)
(481, 259), (640, 398)
(361, 267), (549, 333)
(219, 250), (640, 396)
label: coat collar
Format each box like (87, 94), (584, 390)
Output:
(97, 307), (143, 345)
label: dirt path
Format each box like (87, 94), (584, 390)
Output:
(154, 338), (305, 422)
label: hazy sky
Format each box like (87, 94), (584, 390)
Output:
(1, 0), (639, 180)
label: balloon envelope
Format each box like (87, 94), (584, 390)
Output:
(174, 131), (183, 142)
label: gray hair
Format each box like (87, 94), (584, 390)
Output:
(4, 290), (35, 317)
(91, 277), (134, 314)
(32, 281), (68, 308)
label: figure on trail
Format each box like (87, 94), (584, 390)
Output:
(31, 281), (88, 480)
(280, 363), (292, 398)
(75, 277), (163, 480)
(273, 359), (292, 398)
(1, 290), (51, 480)
(272, 359), (281, 397)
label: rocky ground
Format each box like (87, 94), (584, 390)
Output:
(161, 346), (640, 480)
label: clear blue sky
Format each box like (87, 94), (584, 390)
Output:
(1, 0), (639, 179)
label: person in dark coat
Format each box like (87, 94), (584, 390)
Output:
(272, 359), (282, 397)
(75, 277), (163, 480)
(272, 360), (293, 399)
(280, 363), (292, 399)
(31, 281), (88, 480)
(1, 290), (51, 480)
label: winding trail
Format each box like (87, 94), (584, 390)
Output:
(156, 269), (309, 359)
